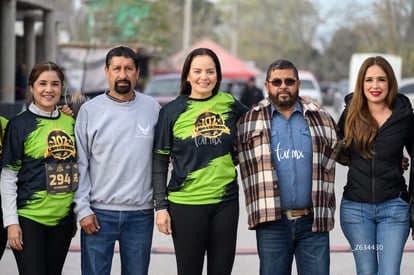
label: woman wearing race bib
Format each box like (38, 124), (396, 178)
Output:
(0, 61), (77, 274)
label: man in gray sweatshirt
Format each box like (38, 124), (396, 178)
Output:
(73, 46), (160, 275)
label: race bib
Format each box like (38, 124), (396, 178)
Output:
(45, 162), (78, 194)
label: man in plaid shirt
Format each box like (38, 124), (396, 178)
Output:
(236, 59), (340, 275)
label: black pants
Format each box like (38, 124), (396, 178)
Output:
(0, 195), (6, 260)
(169, 199), (239, 275)
(12, 216), (73, 275)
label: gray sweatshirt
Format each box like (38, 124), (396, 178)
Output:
(73, 92), (160, 221)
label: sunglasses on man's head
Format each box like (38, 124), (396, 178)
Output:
(267, 78), (297, 87)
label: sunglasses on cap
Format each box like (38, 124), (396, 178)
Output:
(267, 78), (297, 87)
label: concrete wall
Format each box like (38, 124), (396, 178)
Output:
(0, 0), (74, 106)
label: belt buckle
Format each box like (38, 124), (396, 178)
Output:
(285, 210), (301, 221)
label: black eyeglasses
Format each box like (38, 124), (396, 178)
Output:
(267, 78), (297, 87)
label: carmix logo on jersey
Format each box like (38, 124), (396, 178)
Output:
(192, 111), (230, 147)
(44, 129), (76, 160)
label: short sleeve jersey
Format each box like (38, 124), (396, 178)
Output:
(2, 110), (76, 226)
(153, 92), (248, 205)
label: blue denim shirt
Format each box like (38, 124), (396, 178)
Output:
(271, 102), (312, 211)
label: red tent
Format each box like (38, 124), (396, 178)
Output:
(153, 39), (261, 79)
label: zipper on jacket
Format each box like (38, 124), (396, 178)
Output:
(371, 144), (376, 202)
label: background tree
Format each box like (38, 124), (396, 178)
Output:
(316, 28), (359, 82)
(75, 0), (220, 59)
(404, 0), (414, 74)
(304, 0), (413, 81)
(74, 0), (414, 81)
(215, 0), (321, 71)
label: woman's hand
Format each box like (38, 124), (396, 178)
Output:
(402, 156), (409, 171)
(8, 224), (23, 251)
(59, 104), (74, 116)
(156, 209), (172, 235)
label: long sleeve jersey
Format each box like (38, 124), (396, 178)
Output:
(1, 104), (76, 227)
(152, 92), (248, 209)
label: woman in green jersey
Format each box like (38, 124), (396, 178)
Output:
(0, 61), (77, 274)
(152, 48), (249, 275)
(0, 116), (8, 260)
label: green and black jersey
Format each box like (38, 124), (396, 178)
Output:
(2, 110), (76, 226)
(0, 116), (8, 164)
(153, 92), (248, 205)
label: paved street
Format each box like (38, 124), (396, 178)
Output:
(2, 161), (414, 274)
(1, 108), (414, 274)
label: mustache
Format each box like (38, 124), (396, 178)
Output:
(115, 79), (131, 85)
(277, 88), (291, 94)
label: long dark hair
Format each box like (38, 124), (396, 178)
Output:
(344, 56), (398, 158)
(179, 48), (222, 96)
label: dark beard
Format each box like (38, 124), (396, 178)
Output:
(269, 90), (298, 108)
(115, 80), (131, 94)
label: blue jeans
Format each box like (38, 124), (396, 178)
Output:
(81, 208), (154, 275)
(340, 197), (410, 275)
(256, 213), (330, 275)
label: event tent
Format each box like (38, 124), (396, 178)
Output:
(153, 39), (262, 79)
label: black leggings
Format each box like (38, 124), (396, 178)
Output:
(0, 196), (6, 260)
(12, 216), (73, 275)
(169, 199), (239, 275)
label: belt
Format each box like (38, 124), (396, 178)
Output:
(282, 207), (313, 220)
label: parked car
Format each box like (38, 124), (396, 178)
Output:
(143, 73), (181, 106)
(143, 73), (248, 105)
(297, 70), (323, 104)
(320, 81), (337, 106)
(399, 78), (414, 107)
(220, 78), (248, 101)
(333, 79), (350, 114)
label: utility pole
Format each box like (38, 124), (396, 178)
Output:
(183, 0), (192, 53)
(230, 0), (238, 57)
